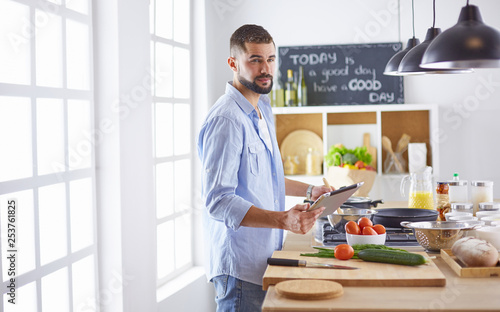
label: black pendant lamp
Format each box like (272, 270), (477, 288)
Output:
(384, 0), (420, 76)
(421, 1), (500, 69)
(398, 0), (473, 75)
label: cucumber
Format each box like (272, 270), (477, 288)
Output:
(357, 249), (428, 266)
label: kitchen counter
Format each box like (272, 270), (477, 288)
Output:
(262, 203), (500, 312)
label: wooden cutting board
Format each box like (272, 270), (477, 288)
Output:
(263, 250), (446, 290)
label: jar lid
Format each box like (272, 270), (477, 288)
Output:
(448, 180), (468, 186)
(479, 202), (500, 210)
(471, 180), (493, 187)
(451, 202), (473, 210)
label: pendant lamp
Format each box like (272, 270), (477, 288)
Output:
(384, 0), (420, 76)
(398, 0), (473, 75)
(421, 1), (500, 69)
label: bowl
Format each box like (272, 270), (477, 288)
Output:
(346, 233), (386, 245)
(444, 211), (472, 221)
(475, 226), (500, 250)
(477, 211), (500, 220)
(448, 215), (478, 222)
(401, 221), (484, 251)
(327, 208), (377, 233)
(481, 215), (500, 226)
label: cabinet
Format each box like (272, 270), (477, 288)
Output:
(273, 104), (439, 201)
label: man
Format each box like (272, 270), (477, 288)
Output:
(197, 24), (331, 311)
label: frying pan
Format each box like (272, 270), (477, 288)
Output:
(372, 208), (439, 228)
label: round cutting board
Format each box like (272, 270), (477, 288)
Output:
(274, 279), (344, 300)
(280, 130), (323, 174)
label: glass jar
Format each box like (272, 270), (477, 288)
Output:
(283, 155), (298, 175)
(451, 202), (473, 214)
(448, 180), (468, 203)
(471, 181), (493, 216)
(435, 182), (450, 221)
(305, 148), (322, 175)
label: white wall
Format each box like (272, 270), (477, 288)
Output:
(204, 0), (500, 196)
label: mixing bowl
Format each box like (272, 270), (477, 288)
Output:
(401, 221), (484, 251)
(327, 208), (377, 233)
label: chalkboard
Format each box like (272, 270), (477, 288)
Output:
(278, 43), (404, 106)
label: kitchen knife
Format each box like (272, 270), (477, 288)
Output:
(267, 258), (359, 270)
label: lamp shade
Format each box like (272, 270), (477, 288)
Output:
(398, 27), (473, 75)
(384, 38), (420, 76)
(421, 5), (500, 69)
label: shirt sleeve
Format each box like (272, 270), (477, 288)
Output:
(198, 115), (253, 231)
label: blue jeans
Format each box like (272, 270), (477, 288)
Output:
(211, 275), (267, 312)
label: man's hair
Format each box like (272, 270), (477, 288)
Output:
(230, 24), (274, 57)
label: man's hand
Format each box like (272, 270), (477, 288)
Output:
(311, 185), (334, 201)
(282, 203), (325, 234)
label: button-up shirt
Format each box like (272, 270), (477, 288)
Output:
(197, 82), (285, 285)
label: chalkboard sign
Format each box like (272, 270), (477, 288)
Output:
(278, 43), (404, 106)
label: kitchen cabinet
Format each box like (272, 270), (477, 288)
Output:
(273, 104), (439, 201)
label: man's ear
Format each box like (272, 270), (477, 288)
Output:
(227, 56), (238, 73)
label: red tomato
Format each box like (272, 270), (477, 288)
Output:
(334, 244), (355, 260)
(373, 224), (386, 234)
(357, 217), (373, 230)
(362, 226), (378, 235)
(345, 220), (361, 235)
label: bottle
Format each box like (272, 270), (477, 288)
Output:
(435, 181), (450, 221)
(297, 66), (308, 106)
(283, 155), (298, 175)
(448, 172), (468, 204)
(271, 74), (285, 107)
(305, 148), (322, 175)
(284, 69), (297, 107)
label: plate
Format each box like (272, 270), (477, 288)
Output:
(280, 130), (323, 174)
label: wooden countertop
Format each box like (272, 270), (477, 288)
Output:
(262, 204), (500, 312)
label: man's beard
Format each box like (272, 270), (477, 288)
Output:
(238, 74), (273, 94)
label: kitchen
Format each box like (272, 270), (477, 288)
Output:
(1, 0), (500, 311)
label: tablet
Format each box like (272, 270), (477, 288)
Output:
(308, 182), (364, 218)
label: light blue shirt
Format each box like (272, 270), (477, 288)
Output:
(197, 82), (286, 285)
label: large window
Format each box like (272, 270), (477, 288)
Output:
(0, 0), (97, 310)
(150, 0), (193, 286)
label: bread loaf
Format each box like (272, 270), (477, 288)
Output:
(451, 237), (499, 267)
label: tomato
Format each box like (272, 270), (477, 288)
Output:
(357, 217), (373, 230)
(373, 224), (386, 234)
(354, 160), (365, 169)
(345, 220), (361, 235)
(362, 226), (378, 235)
(334, 244), (355, 260)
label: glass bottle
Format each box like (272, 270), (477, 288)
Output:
(271, 73), (285, 107)
(297, 66), (308, 107)
(283, 155), (298, 175)
(435, 181), (450, 221)
(284, 69), (297, 107)
(448, 172), (468, 203)
(305, 148), (321, 175)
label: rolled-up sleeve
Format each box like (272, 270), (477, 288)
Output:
(199, 116), (253, 231)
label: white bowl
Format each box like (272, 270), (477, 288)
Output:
(477, 211), (500, 220)
(448, 215), (478, 222)
(346, 233), (386, 245)
(481, 215), (500, 226)
(475, 226), (500, 250)
(492, 221), (500, 227)
(445, 211), (472, 221)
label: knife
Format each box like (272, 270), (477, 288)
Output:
(267, 258), (359, 270)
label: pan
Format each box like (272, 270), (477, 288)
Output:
(372, 208), (439, 228)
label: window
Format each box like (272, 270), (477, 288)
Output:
(0, 0), (97, 310)
(150, 0), (193, 286)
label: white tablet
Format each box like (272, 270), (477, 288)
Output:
(308, 182), (364, 218)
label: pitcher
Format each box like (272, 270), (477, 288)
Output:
(400, 166), (434, 209)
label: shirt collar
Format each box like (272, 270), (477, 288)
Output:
(225, 82), (270, 116)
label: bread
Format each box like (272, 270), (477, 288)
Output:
(451, 237), (499, 267)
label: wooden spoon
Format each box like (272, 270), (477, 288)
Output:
(382, 136), (404, 173)
(395, 133), (411, 153)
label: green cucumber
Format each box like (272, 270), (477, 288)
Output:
(357, 249), (428, 266)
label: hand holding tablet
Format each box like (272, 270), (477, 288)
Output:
(308, 182), (364, 218)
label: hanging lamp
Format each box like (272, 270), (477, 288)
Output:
(421, 0), (500, 69)
(384, 0), (420, 76)
(398, 0), (473, 75)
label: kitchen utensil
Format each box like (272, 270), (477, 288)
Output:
(382, 136), (404, 172)
(327, 208), (378, 233)
(274, 280), (344, 300)
(267, 258), (359, 270)
(343, 196), (383, 209)
(372, 208), (438, 228)
(395, 133), (411, 153)
(346, 232), (386, 245)
(400, 166), (434, 210)
(400, 220), (484, 251)
(280, 130), (323, 174)
(363, 133), (377, 170)
(263, 250), (446, 289)
(441, 249), (500, 278)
